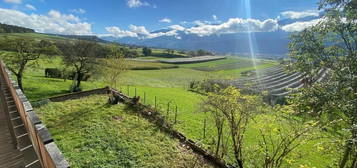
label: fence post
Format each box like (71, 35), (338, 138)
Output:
(166, 102), (170, 120)
(144, 92), (146, 104)
(154, 96), (157, 109)
(174, 105), (178, 124)
(203, 118), (207, 139)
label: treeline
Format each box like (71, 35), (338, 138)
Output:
(187, 49), (214, 57)
(49, 34), (109, 43)
(0, 23), (35, 33)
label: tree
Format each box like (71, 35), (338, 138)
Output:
(188, 51), (196, 57)
(196, 49), (207, 56)
(248, 105), (322, 168)
(202, 86), (261, 168)
(59, 40), (100, 92)
(166, 49), (174, 55)
(142, 47), (152, 56)
(1, 38), (58, 90)
(288, 0), (357, 167)
(102, 44), (127, 89)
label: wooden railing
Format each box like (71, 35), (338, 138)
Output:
(0, 61), (69, 168)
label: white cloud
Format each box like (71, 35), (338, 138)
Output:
(71, 8), (86, 14)
(281, 10), (319, 19)
(159, 17), (171, 23)
(212, 15), (217, 21)
(103, 24), (182, 39)
(0, 8), (92, 35)
(129, 24), (150, 35)
(169, 24), (185, 31)
(126, 0), (150, 8)
(193, 20), (206, 26)
(25, 4), (36, 11)
(104, 26), (138, 38)
(3, 0), (21, 4)
(281, 18), (321, 32)
(185, 18), (279, 36)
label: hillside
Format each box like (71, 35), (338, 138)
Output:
(0, 23), (35, 33)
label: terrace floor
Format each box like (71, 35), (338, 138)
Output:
(0, 94), (25, 168)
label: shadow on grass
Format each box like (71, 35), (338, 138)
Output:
(49, 104), (109, 136)
(25, 88), (70, 101)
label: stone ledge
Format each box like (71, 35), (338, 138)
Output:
(45, 142), (70, 168)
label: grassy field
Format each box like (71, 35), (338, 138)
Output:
(2, 47), (338, 167)
(36, 95), (212, 168)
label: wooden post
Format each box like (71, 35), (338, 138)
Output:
(203, 118), (207, 139)
(144, 92), (146, 104)
(135, 88), (137, 97)
(154, 96), (157, 109)
(174, 105), (178, 124)
(166, 102), (170, 120)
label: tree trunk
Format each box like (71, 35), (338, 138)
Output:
(350, 151), (357, 168)
(215, 124), (223, 157)
(340, 141), (352, 168)
(16, 74), (23, 91)
(231, 130), (244, 168)
(76, 72), (82, 88)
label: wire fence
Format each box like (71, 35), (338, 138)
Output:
(119, 85), (180, 125)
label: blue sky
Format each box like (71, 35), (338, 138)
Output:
(0, 0), (321, 38)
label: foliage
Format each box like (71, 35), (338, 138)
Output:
(142, 47), (152, 56)
(247, 105), (322, 168)
(0, 38), (58, 90)
(102, 44), (127, 89)
(0, 23), (35, 33)
(58, 40), (102, 92)
(202, 86), (261, 167)
(288, 0), (357, 167)
(189, 79), (230, 94)
(188, 49), (214, 57)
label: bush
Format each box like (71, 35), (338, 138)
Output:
(188, 79), (230, 94)
(44, 68), (91, 81)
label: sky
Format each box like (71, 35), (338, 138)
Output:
(0, 0), (321, 39)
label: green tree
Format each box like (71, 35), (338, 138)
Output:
(142, 47), (152, 56)
(102, 44), (127, 89)
(58, 40), (100, 92)
(1, 38), (58, 90)
(203, 86), (261, 168)
(248, 105), (322, 168)
(288, 0), (357, 167)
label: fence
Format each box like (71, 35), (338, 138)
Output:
(119, 85), (181, 125)
(0, 61), (69, 168)
(109, 87), (229, 168)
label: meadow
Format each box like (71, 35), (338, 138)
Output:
(36, 95), (212, 168)
(0, 46), (338, 167)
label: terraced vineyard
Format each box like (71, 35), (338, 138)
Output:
(227, 65), (329, 99)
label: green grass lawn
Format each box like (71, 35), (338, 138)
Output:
(36, 95), (212, 168)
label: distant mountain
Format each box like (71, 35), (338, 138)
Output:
(101, 15), (323, 58)
(101, 29), (291, 57)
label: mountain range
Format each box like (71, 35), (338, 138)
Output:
(101, 15), (321, 58)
